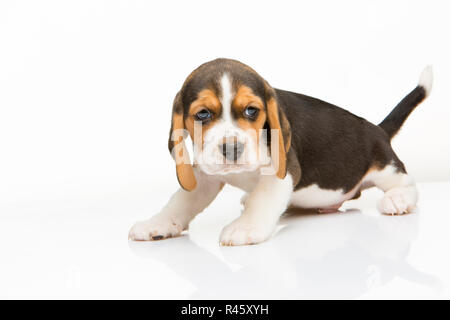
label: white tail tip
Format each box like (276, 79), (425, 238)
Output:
(419, 65), (433, 97)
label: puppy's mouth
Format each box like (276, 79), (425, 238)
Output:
(199, 163), (259, 176)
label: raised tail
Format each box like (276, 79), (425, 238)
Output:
(379, 66), (433, 139)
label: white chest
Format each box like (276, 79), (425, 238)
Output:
(214, 170), (261, 192)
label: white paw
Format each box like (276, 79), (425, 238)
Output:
(240, 193), (249, 206)
(377, 187), (417, 215)
(220, 218), (275, 246)
(128, 216), (185, 241)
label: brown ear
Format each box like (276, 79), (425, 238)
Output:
(265, 86), (291, 179)
(168, 93), (197, 191)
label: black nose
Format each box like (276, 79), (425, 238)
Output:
(220, 142), (244, 161)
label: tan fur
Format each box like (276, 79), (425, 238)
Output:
(233, 85), (266, 132)
(185, 89), (221, 148)
(266, 97), (287, 179)
(171, 113), (197, 191)
(188, 89), (222, 116)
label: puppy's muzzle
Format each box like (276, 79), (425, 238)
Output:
(220, 141), (244, 162)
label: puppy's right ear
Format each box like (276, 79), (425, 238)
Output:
(168, 92), (197, 191)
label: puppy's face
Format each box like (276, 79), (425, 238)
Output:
(169, 59), (290, 191)
(186, 72), (268, 175)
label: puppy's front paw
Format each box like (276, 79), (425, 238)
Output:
(220, 218), (275, 246)
(128, 216), (184, 241)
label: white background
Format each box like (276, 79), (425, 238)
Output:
(1, 1), (450, 299)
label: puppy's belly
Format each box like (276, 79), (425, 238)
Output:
(289, 184), (358, 209)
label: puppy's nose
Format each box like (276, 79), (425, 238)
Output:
(220, 142), (244, 161)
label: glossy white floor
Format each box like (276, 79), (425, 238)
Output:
(1, 181), (449, 300)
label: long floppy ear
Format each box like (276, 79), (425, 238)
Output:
(168, 92), (197, 191)
(265, 85), (291, 179)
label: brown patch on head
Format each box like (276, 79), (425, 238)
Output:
(188, 89), (222, 117)
(184, 88), (222, 148)
(233, 85), (266, 132)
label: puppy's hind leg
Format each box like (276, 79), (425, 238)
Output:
(370, 164), (418, 215)
(240, 193), (250, 207)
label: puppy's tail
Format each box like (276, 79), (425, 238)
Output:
(379, 66), (433, 140)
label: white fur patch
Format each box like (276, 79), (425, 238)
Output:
(289, 184), (349, 209)
(368, 165), (418, 215)
(220, 73), (233, 122)
(128, 215), (184, 241)
(220, 173), (293, 246)
(289, 164), (418, 214)
(419, 65), (433, 97)
(216, 170), (261, 192)
(366, 164), (414, 191)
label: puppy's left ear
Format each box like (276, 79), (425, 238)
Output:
(168, 92), (197, 191)
(265, 84), (291, 179)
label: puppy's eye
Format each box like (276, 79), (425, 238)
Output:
(195, 109), (212, 121)
(243, 106), (259, 119)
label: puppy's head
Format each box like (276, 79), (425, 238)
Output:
(168, 58), (291, 191)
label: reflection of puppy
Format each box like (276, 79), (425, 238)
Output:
(128, 212), (440, 299)
(129, 58), (432, 246)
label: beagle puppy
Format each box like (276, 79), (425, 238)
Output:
(129, 58), (432, 246)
